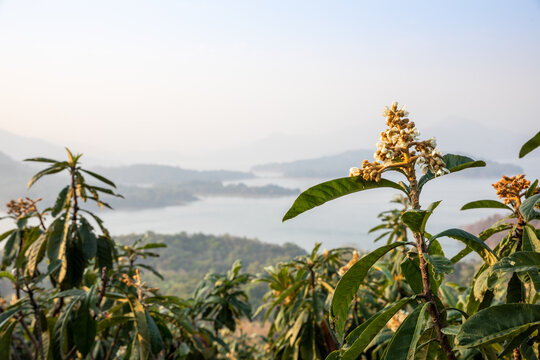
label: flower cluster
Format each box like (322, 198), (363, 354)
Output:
(492, 174), (536, 208)
(6, 197), (42, 218)
(338, 250), (359, 277)
(349, 102), (449, 181)
(122, 268), (158, 301)
(387, 310), (408, 332)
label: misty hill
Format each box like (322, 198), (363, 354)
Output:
(0, 152), (297, 210)
(93, 163), (253, 185)
(252, 149), (523, 179)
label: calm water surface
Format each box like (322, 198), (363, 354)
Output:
(97, 176), (506, 256)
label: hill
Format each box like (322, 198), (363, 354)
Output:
(0, 152), (297, 209)
(252, 149), (523, 179)
(114, 232), (307, 303)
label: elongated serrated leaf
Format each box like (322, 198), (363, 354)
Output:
(26, 164), (66, 188)
(52, 186), (70, 217)
(81, 169), (117, 188)
(342, 298), (411, 360)
(423, 254), (453, 279)
(73, 293), (97, 357)
(460, 200), (512, 211)
(283, 177), (406, 221)
(332, 242), (407, 336)
(432, 228), (498, 265)
(491, 251), (540, 274)
(0, 271), (15, 283)
(498, 325), (539, 359)
(519, 130), (540, 158)
(382, 303), (429, 360)
(25, 233), (48, 277)
(0, 320), (16, 360)
(402, 210), (427, 233)
(1, 231), (18, 267)
(57, 216), (71, 284)
(401, 201), (441, 234)
(145, 311), (164, 354)
(0, 229), (15, 243)
(129, 299), (151, 360)
(457, 304), (540, 347)
(24, 157), (60, 163)
(451, 223), (512, 264)
(79, 217), (97, 260)
(506, 272), (524, 304)
(97, 315), (133, 332)
(95, 235), (114, 270)
(522, 225), (540, 252)
(520, 194), (540, 222)
(526, 179), (538, 198)
(418, 154), (486, 189)
(401, 253), (439, 295)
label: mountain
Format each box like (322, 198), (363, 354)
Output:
(252, 149), (524, 179)
(0, 152), (296, 210)
(93, 164), (253, 185)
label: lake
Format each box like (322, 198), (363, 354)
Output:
(97, 175), (507, 256)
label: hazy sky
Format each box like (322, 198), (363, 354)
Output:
(0, 0), (539, 169)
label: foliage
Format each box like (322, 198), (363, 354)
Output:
(0, 103), (538, 360)
(283, 103), (539, 360)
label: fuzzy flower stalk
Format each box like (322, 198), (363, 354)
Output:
(349, 102), (449, 182)
(348, 102), (456, 360)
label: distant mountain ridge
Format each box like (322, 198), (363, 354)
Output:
(0, 151), (296, 210)
(93, 163), (253, 185)
(252, 149), (523, 179)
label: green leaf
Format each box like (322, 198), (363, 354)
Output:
(81, 169), (117, 188)
(451, 222), (512, 264)
(418, 154), (486, 189)
(491, 251), (540, 274)
(498, 325), (539, 359)
(460, 200), (512, 211)
(52, 186), (70, 217)
(97, 315), (133, 332)
(332, 242), (407, 336)
(73, 292), (97, 357)
(423, 254), (453, 279)
(431, 228), (498, 265)
(95, 236), (114, 270)
(79, 217), (97, 260)
(25, 233), (48, 277)
(401, 252), (439, 294)
(0, 321), (16, 360)
(342, 298), (412, 360)
(129, 299), (151, 360)
(26, 164), (67, 188)
(24, 157), (60, 163)
(506, 273), (524, 304)
(402, 201), (441, 233)
(283, 177), (406, 221)
(1, 231), (18, 267)
(526, 179), (538, 198)
(381, 303), (429, 360)
(522, 225), (540, 252)
(47, 218), (66, 260)
(0, 307), (20, 330)
(456, 304), (540, 347)
(145, 311), (164, 354)
(519, 130), (540, 158)
(0, 271), (15, 283)
(520, 194), (540, 222)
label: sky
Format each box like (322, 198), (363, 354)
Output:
(0, 0), (539, 170)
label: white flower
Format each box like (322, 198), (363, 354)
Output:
(349, 167), (361, 177)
